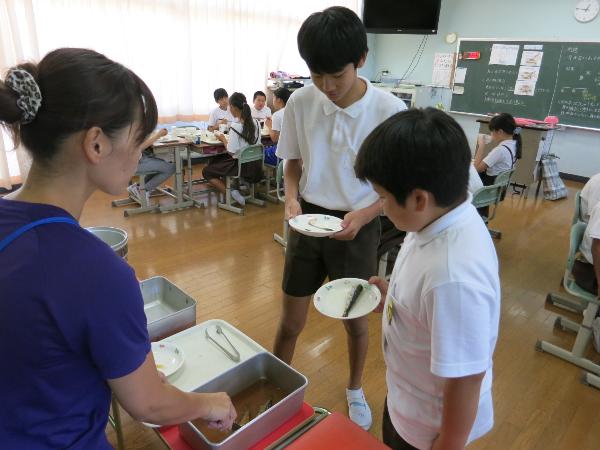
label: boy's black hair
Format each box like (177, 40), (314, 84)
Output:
(355, 108), (470, 208)
(298, 6), (368, 74)
(489, 112), (522, 159)
(213, 88), (228, 102)
(253, 90), (266, 101)
(273, 87), (292, 105)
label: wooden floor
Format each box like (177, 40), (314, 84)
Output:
(86, 180), (600, 450)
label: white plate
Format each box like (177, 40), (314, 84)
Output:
(288, 214), (344, 237)
(152, 341), (184, 377)
(314, 278), (381, 320)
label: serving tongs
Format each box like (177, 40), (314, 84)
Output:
(205, 325), (241, 362)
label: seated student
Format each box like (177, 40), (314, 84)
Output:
(581, 173), (600, 222)
(474, 112), (522, 186)
(250, 90), (272, 121)
(576, 202), (600, 294)
(356, 108), (501, 450)
(127, 129), (175, 205)
(202, 92), (261, 206)
(265, 87), (291, 144)
(207, 88), (235, 132)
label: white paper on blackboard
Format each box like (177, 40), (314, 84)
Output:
(453, 85), (465, 95)
(517, 66), (540, 82)
(514, 80), (536, 96)
(521, 51), (544, 67)
(489, 44), (520, 66)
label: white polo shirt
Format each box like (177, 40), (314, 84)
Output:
(383, 196), (500, 450)
(271, 108), (285, 132)
(580, 202), (600, 263)
(483, 140), (516, 176)
(207, 106), (234, 126)
(251, 105), (272, 120)
(468, 163), (484, 194)
(581, 173), (600, 222)
(276, 77), (406, 211)
(227, 120), (260, 159)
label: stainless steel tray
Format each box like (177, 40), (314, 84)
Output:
(141, 276), (196, 341)
(179, 352), (308, 450)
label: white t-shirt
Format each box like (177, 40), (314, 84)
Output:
(581, 173), (600, 223)
(383, 195), (500, 450)
(207, 106), (235, 127)
(251, 105), (272, 120)
(580, 202), (600, 263)
(271, 108), (285, 132)
(483, 140), (517, 176)
(226, 119), (261, 159)
(276, 77), (406, 211)
(468, 163), (484, 194)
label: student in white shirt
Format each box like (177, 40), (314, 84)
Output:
(581, 173), (600, 222)
(468, 163), (484, 194)
(202, 92), (261, 206)
(265, 87), (291, 143)
(356, 108), (501, 450)
(250, 90), (272, 121)
(273, 6), (406, 431)
(207, 88), (234, 132)
(474, 112), (522, 186)
(575, 202), (600, 294)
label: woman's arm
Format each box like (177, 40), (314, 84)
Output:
(269, 130), (280, 143)
(108, 353), (236, 429)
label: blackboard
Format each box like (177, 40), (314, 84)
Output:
(450, 39), (600, 130)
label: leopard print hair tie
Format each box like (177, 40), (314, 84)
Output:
(5, 69), (42, 124)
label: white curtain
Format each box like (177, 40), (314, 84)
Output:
(0, 0), (360, 186)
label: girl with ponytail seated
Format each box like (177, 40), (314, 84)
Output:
(202, 92), (262, 206)
(474, 112), (522, 186)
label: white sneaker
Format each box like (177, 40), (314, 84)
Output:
(231, 189), (246, 206)
(346, 387), (372, 430)
(127, 183), (141, 202)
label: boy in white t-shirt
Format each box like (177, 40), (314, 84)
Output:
(355, 108), (501, 450)
(207, 88), (234, 131)
(273, 6), (406, 431)
(265, 87), (291, 143)
(250, 90), (272, 121)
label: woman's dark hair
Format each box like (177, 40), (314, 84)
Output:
(489, 112), (522, 159)
(213, 88), (228, 102)
(298, 6), (368, 74)
(273, 88), (292, 105)
(0, 48), (157, 166)
(229, 92), (256, 145)
(253, 90), (266, 101)
(355, 108), (470, 208)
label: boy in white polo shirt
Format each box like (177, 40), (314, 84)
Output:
(355, 108), (501, 450)
(274, 6), (406, 430)
(207, 88), (234, 131)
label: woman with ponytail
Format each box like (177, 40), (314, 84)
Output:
(474, 112), (522, 186)
(0, 49), (235, 449)
(203, 92), (262, 205)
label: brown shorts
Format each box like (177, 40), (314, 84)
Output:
(282, 200), (381, 297)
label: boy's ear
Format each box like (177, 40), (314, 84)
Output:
(356, 52), (368, 69)
(413, 189), (430, 213)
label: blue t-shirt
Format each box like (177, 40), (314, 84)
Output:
(0, 198), (150, 449)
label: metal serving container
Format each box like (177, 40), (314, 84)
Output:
(141, 276), (197, 341)
(179, 352), (308, 450)
(85, 226), (128, 259)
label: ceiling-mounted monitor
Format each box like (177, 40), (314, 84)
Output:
(362, 0), (442, 34)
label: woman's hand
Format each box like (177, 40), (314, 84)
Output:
(368, 276), (389, 313)
(215, 132), (227, 144)
(265, 117), (272, 129)
(285, 198), (302, 220)
(202, 392), (237, 431)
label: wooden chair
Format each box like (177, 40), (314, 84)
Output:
(218, 144), (266, 215)
(536, 221), (600, 385)
(273, 161), (288, 248)
(471, 168), (514, 239)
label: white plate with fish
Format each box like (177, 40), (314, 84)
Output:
(288, 214), (343, 237)
(314, 278), (381, 320)
(152, 341), (184, 377)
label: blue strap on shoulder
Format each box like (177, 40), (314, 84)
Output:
(0, 217), (80, 252)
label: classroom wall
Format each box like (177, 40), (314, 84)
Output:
(370, 0), (600, 178)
